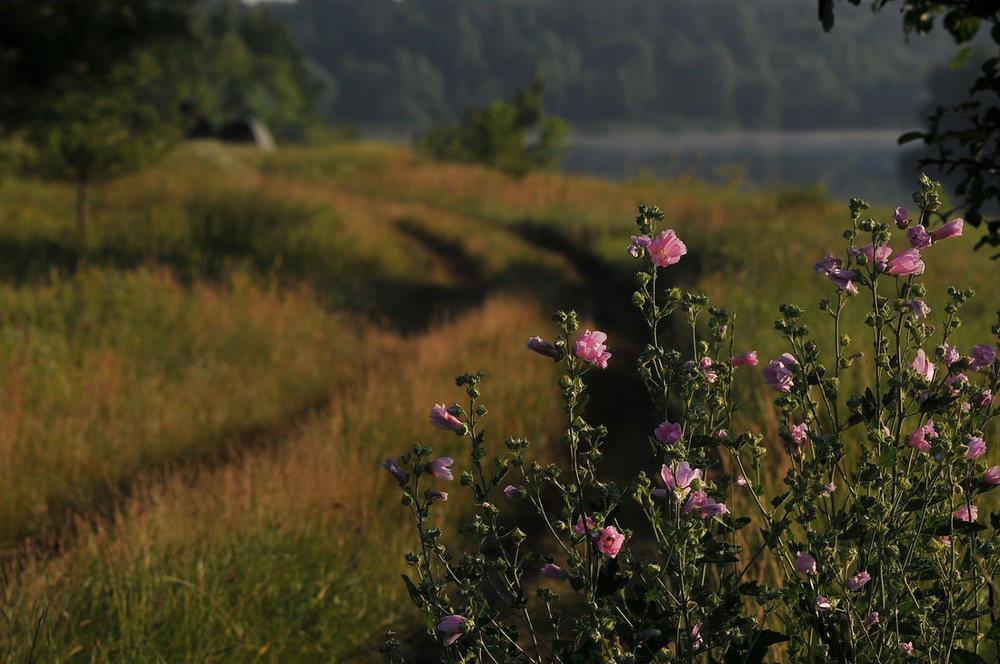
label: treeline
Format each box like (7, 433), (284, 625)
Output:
(267, 0), (959, 132)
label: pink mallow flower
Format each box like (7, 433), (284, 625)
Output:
(965, 436), (987, 460)
(573, 515), (596, 535)
(847, 571), (871, 590)
(941, 344), (961, 365)
(430, 404), (464, 431)
(862, 612), (880, 631)
(648, 229), (687, 267)
(655, 420), (683, 446)
(540, 563), (567, 579)
(979, 390), (994, 407)
(886, 249), (925, 276)
(983, 466), (1000, 485)
(786, 423), (809, 457)
(732, 350), (758, 367)
(383, 457), (406, 484)
(429, 457), (455, 480)
(596, 526), (625, 557)
(907, 225), (932, 249)
(931, 218), (963, 242)
(911, 349), (935, 381)
(503, 485), (518, 499)
(526, 336), (559, 359)
(903, 300), (931, 319)
(907, 420), (937, 452)
(954, 505), (978, 522)
(900, 642), (915, 656)
(762, 353), (796, 393)
(697, 356), (718, 383)
(658, 461), (702, 501)
(575, 330), (611, 368)
(795, 552), (817, 575)
(437, 614), (467, 646)
(627, 234), (652, 258)
(970, 344), (997, 372)
(683, 491), (729, 517)
(815, 595), (833, 612)
(893, 207), (910, 229)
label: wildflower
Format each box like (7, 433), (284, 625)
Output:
(691, 622), (704, 651)
(684, 491), (729, 517)
(503, 485), (518, 499)
(575, 330), (611, 368)
(859, 242), (892, 268)
(627, 234), (652, 258)
(893, 206), (910, 228)
(383, 457), (406, 484)
(635, 628), (661, 643)
(954, 504), (978, 522)
(907, 225), (932, 249)
(813, 255), (840, 273)
(946, 373), (969, 395)
(826, 267), (860, 294)
(795, 552), (817, 575)
(862, 612), (879, 631)
(660, 461), (702, 501)
(903, 299), (931, 319)
(573, 515), (596, 536)
(735, 474), (749, 487)
(900, 642), (915, 656)
(426, 489), (448, 502)
(785, 423), (809, 457)
(979, 390), (994, 407)
(847, 571), (871, 590)
(430, 404), (464, 431)
(907, 421), (936, 451)
(437, 614), (467, 646)
(648, 229), (687, 267)
(984, 466), (1000, 484)
(910, 349), (935, 381)
(886, 248), (925, 276)
(965, 436), (987, 460)
(815, 595), (833, 612)
(429, 457), (454, 480)
(763, 353), (796, 393)
(931, 217), (963, 242)
(540, 563), (567, 579)
(697, 356), (718, 383)
(969, 344), (997, 371)
(938, 536), (952, 547)
(941, 344), (961, 365)
(732, 350), (758, 367)
(655, 420), (683, 446)
(596, 526), (625, 557)
(817, 482), (836, 497)
(526, 336), (559, 359)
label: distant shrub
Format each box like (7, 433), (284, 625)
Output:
(418, 76), (569, 177)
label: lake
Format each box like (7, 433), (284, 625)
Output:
(561, 129), (924, 207)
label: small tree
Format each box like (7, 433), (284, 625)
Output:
(419, 75), (569, 177)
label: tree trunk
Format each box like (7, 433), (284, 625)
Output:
(76, 176), (89, 269)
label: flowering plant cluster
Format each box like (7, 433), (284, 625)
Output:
(380, 176), (1000, 664)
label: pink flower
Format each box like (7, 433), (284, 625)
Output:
(911, 349), (935, 381)
(654, 421), (683, 446)
(697, 356), (718, 383)
(813, 255), (840, 273)
(429, 457), (455, 480)
(795, 552), (817, 575)
(596, 526), (625, 557)
(575, 330), (611, 368)
(573, 515), (596, 535)
(886, 249), (925, 276)
(762, 353), (796, 393)
(383, 457), (406, 483)
(946, 373), (969, 395)
(969, 344), (997, 371)
(660, 461), (702, 501)
(627, 234), (652, 258)
(862, 612), (879, 631)
(437, 614), (467, 646)
(965, 436), (987, 460)
(691, 622), (704, 651)
(847, 571), (871, 590)
(979, 390), (994, 407)
(907, 420), (937, 451)
(526, 336), (559, 358)
(426, 489), (448, 502)
(785, 423), (809, 457)
(893, 207), (910, 228)
(732, 350), (758, 367)
(938, 536), (952, 547)
(860, 242), (893, 267)
(931, 218), (963, 242)
(735, 474), (749, 487)
(903, 300), (931, 319)
(817, 482), (835, 497)
(814, 595), (833, 612)
(954, 504), (978, 522)
(648, 229), (687, 267)
(983, 466), (1000, 485)
(503, 485), (518, 499)
(942, 344), (961, 365)
(683, 490), (729, 517)
(907, 225), (932, 249)
(826, 267), (860, 294)
(430, 404), (464, 431)
(540, 563), (567, 579)
(900, 642), (915, 656)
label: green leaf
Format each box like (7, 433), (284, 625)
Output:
(951, 46), (974, 69)
(771, 491), (790, 508)
(951, 649), (986, 664)
(898, 131), (925, 145)
(920, 393), (959, 413)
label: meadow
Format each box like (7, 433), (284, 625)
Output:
(0, 138), (995, 662)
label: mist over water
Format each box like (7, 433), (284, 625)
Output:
(562, 129), (920, 207)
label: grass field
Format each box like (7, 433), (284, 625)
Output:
(0, 137), (996, 661)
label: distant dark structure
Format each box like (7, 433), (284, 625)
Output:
(185, 116), (276, 151)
